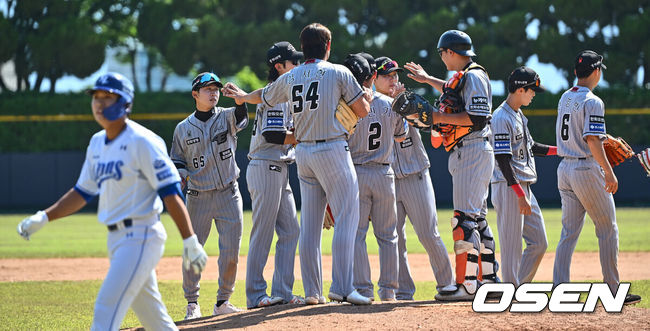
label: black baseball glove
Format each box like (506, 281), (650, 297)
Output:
(391, 90), (434, 130)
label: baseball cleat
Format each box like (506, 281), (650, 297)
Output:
(287, 295), (306, 305)
(305, 295), (327, 305)
(328, 290), (372, 305)
(434, 284), (475, 302)
(255, 295), (284, 308)
(213, 301), (242, 315)
(624, 294), (641, 305)
(438, 284), (458, 294)
(381, 297), (397, 302)
(184, 303), (201, 320)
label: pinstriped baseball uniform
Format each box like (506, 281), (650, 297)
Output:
(245, 100), (299, 308)
(392, 128), (455, 300)
(490, 102), (548, 286)
(170, 106), (248, 303)
(349, 91), (407, 300)
(262, 58), (364, 298)
(553, 85), (619, 292)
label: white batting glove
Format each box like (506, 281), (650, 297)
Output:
(182, 234), (208, 274)
(17, 211), (49, 241)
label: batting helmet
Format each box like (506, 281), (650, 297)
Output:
(437, 30), (476, 57)
(87, 72), (134, 121)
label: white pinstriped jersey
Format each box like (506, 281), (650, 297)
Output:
(247, 99), (295, 162)
(391, 128), (430, 179)
(75, 120), (180, 225)
(460, 67), (492, 139)
(555, 85), (607, 157)
(490, 102), (537, 183)
(261, 59), (364, 141)
(170, 107), (248, 191)
(348, 91), (408, 165)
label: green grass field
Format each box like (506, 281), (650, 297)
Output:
(1, 207), (648, 330)
(1, 208), (649, 258)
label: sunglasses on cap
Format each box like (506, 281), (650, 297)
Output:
(522, 76), (541, 89)
(192, 72), (223, 90)
(377, 60), (398, 72)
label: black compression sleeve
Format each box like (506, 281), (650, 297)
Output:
(531, 142), (551, 156)
(495, 153), (518, 186)
(262, 131), (287, 145)
(234, 103), (248, 123)
(468, 114), (488, 131)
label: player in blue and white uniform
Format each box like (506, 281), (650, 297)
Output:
(17, 73), (208, 331)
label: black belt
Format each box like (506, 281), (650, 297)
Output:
(454, 137), (489, 150)
(563, 157), (587, 160)
(354, 163), (390, 166)
(107, 218), (132, 232)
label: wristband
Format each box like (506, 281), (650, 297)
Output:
(511, 183), (525, 198)
(548, 146), (558, 156)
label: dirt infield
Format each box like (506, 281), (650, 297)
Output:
(123, 301), (650, 331)
(1, 252), (649, 282)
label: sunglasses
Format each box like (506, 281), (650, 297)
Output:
(523, 76), (540, 88)
(377, 60), (398, 72)
(199, 73), (220, 84)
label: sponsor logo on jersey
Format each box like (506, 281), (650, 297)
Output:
(156, 169), (173, 181)
(472, 96), (488, 105)
(400, 137), (413, 148)
(219, 148), (232, 160)
(472, 282), (629, 313)
(267, 110), (283, 118)
(589, 115), (605, 123)
(469, 104), (490, 111)
(95, 160), (124, 187)
(266, 118), (284, 127)
(212, 131), (228, 144)
(269, 165), (282, 172)
(589, 123), (605, 132)
(515, 133), (523, 140)
(187, 189), (199, 196)
(153, 159), (166, 169)
(494, 133), (509, 141)
(186, 137), (200, 145)
(494, 140), (511, 151)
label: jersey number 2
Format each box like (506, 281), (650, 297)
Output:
(292, 81), (320, 113)
(368, 122), (382, 151)
(560, 114), (570, 141)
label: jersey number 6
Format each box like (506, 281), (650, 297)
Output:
(292, 81), (320, 113)
(192, 155), (205, 168)
(560, 114), (570, 141)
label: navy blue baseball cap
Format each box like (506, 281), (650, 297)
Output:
(343, 53), (372, 85)
(192, 72), (223, 91)
(508, 66), (545, 93)
(375, 56), (403, 75)
(267, 41), (303, 66)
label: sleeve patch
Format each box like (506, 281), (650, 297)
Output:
(267, 110), (283, 118)
(472, 96), (488, 105)
(156, 169), (173, 181)
(469, 104), (490, 111)
(266, 118), (284, 127)
(589, 115), (605, 123)
(494, 140), (511, 152)
(494, 133), (509, 141)
(153, 159), (166, 169)
(589, 123), (605, 132)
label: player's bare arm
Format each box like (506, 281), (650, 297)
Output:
(586, 135), (618, 194)
(404, 62), (445, 92)
(42, 188), (88, 221)
(222, 82), (263, 105)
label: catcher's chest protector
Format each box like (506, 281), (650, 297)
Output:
(438, 63), (487, 151)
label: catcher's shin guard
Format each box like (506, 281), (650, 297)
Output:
(477, 217), (499, 283)
(451, 211), (480, 294)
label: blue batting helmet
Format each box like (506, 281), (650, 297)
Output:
(437, 30), (476, 57)
(87, 72), (134, 121)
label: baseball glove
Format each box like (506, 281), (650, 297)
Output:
(335, 98), (359, 134)
(603, 134), (635, 167)
(323, 204), (335, 230)
(637, 148), (650, 177)
(391, 90), (434, 130)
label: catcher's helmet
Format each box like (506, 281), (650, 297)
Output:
(437, 30), (476, 57)
(87, 72), (134, 121)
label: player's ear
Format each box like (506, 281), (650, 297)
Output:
(191, 90), (199, 99)
(274, 62), (284, 72)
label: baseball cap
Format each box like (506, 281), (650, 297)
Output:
(343, 53), (372, 85)
(375, 56), (404, 75)
(267, 41), (303, 66)
(192, 72), (223, 91)
(508, 66), (545, 93)
(575, 50), (607, 77)
(357, 52), (376, 73)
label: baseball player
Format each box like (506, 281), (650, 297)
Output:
(371, 56), (456, 300)
(404, 30), (498, 301)
(170, 72), (248, 319)
(222, 23), (372, 305)
(16, 72), (208, 330)
(552, 50), (641, 305)
(343, 53), (407, 301)
(245, 41), (304, 309)
(490, 67), (552, 287)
